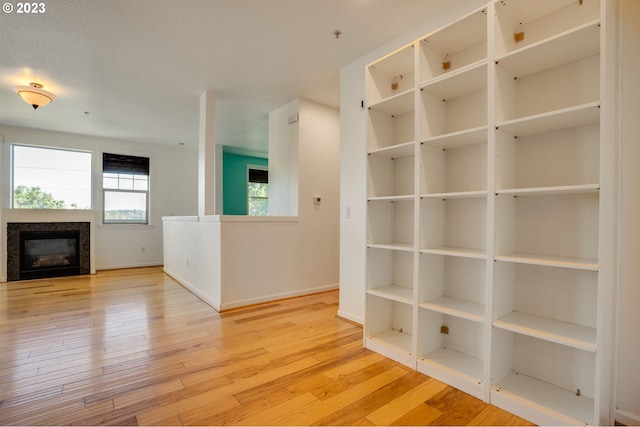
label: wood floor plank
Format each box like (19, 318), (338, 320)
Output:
(0, 267), (535, 426)
(390, 403), (443, 426)
(467, 405), (536, 426)
(311, 370), (428, 426)
(228, 391), (321, 426)
(178, 386), (296, 426)
(426, 386), (491, 426)
(276, 365), (410, 426)
(365, 377), (449, 426)
(135, 356), (320, 424)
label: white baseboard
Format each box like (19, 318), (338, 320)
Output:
(96, 262), (163, 271)
(615, 408), (640, 426)
(337, 309), (363, 326)
(163, 268), (221, 312)
(219, 284), (339, 311)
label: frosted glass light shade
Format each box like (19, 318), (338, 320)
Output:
(15, 83), (56, 109)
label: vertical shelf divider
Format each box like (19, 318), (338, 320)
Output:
(483, 0), (497, 404)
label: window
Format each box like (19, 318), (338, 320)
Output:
(12, 145), (92, 209)
(248, 167), (268, 216)
(102, 153), (150, 224)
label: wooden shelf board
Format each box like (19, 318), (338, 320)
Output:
(496, 184), (599, 197)
(421, 126), (488, 149)
(496, 21), (601, 78)
(497, 102), (600, 137)
(368, 141), (415, 158)
(421, 8), (487, 57)
(421, 190), (487, 200)
(366, 329), (413, 354)
(420, 296), (485, 323)
(367, 285), (414, 305)
(492, 372), (594, 426)
(420, 60), (487, 99)
(368, 44), (415, 78)
(368, 243), (415, 252)
(367, 194), (415, 202)
(493, 311), (596, 352)
(421, 247), (486, 259)
(494, 252), (598, 271)
(496, 0), (576, 30)
(368, 89), (414, 115)
(419, 347), (483, 382)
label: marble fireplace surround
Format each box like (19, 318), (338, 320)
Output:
(7, 221), (90, 281)
(1, 209), (96, 282)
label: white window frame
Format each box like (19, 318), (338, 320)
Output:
(11, 144), (93, 210)
(102, 153), (150, 225)
(247, 164), (268, 216)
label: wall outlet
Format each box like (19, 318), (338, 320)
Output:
(313, 195), (321, 204)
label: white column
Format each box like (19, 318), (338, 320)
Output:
(198, 91), (216, 216)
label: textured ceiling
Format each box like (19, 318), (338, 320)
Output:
(0, 0), (458, 153)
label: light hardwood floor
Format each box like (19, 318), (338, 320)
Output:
(0, 267), (534, 426)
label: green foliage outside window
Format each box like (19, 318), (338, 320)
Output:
(248, 182), (268, 216)
(14, 185), (66, 209)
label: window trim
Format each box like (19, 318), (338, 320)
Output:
(101, 152), (151, 225)
(11, 143), (93, 210)
(102, 188), (149, 225)
(247, 164), (268, 216)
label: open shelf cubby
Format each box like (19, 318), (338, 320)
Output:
(494, 0), (600, 58)
(367, 44), (415, 106)
(492, 262), (598, 351)
(419, 254), (486, 323)
(367, 107), (415, 152)
(491, 329), (596, 426)
(421, 138), (487, 195)
(494, 192), (599, 270)
(420, 78), (487, 139)
(495, 124), (599, 192)
(421, 196), (487, 257)
(367, 198), (414, 250)
(420, 7), (487, 82)
(365, 294), (415, 368)
(495, 53), (600, 124)
(418, 308), (485, 398)
(367, 247), (415, 305)
(367, 200), (414, 250)
(367, 151), (415, 199)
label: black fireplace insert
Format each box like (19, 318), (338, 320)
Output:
(20, 230), (81, 279)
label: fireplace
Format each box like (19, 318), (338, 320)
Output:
(7, 222), (90, 281)
(20, 230), (81, 280)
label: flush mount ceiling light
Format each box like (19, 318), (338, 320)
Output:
(14, 82), (56, 109)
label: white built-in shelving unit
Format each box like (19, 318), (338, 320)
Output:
(364, 0), (617, 425)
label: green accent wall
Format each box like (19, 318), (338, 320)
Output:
(223, 151), (268, 215)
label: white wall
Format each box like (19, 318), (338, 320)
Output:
(338, 0), (490, 324)
(297, 99), (341, 289)
(0, 124), (198, 272)
(163, 216), (222, 309)
(163, 98), (340, 310)
(615, 0), (640, 423)
(268, 100), (299, 216)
